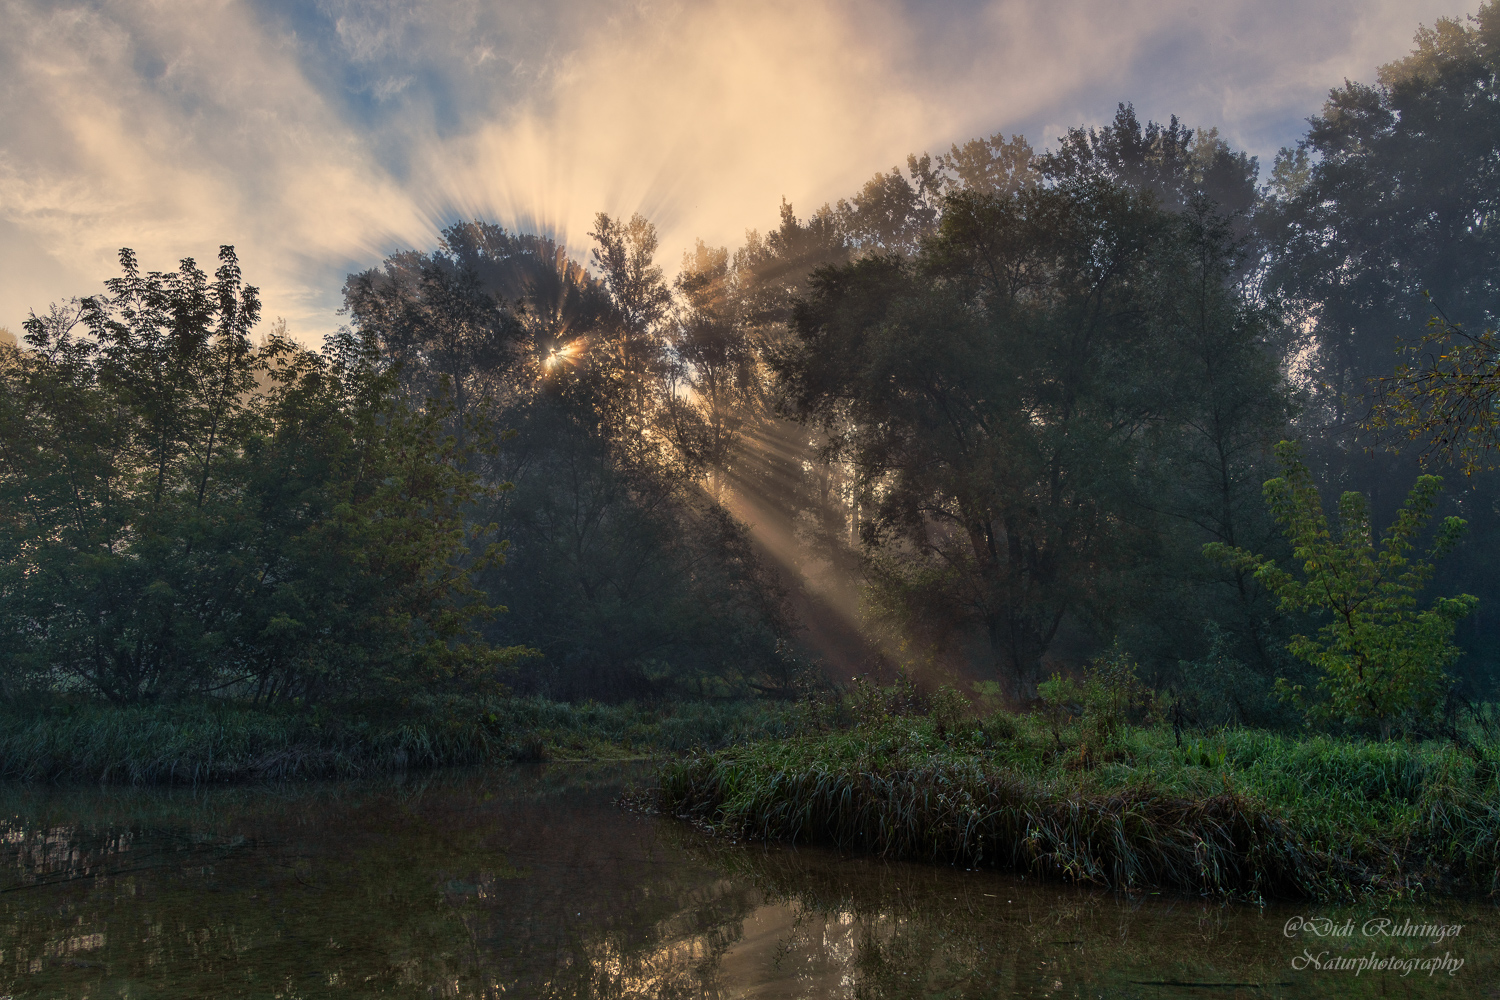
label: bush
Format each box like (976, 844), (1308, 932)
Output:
(1165, 623), (1300, 729)
(1037, 644), (1157, 752)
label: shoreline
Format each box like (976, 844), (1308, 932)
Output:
(652, 714), (1500, 902)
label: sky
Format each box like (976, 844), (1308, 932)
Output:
(0, 0), (1467, 341)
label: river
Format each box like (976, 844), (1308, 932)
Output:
(0, 763), (1491, 998)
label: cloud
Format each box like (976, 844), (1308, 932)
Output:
(0, 0), (434, 336)
(0, 0), (1464, 340)
(415, 0), (952, 253)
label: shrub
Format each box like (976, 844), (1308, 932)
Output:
(1037, 644), (1157, 751)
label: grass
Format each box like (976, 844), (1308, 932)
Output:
(0, 695), (802, 785)
(653, 710), (1500, 901)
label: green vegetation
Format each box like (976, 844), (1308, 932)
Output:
(0, 697), (801, 784)
(1207, 442), (1477, 734)
(655, 698), (1500, 901)
(1372, 309), (1500, 475)
(343, 222), (800, 702)
(0, 249), (528, 705)
(0, 5), (1497, 827)
(774, 153), (1287, 694)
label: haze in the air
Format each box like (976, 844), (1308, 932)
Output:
(0, 0), (1456, 337)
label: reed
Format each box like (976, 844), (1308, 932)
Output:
(654, 713), (1500, 901)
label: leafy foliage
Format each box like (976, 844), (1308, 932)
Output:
(776, 167), (1288, 692)
(1265, 2), (1500, 404)
(0, 248), (525, 703)
(1038, 645), (1159, 752)
(1256, 2), (1500, 697)
(1370, 308), (1500, 474)
(1041, 103), (1260, 217)
(344, 222), (797, 701)
(14, 2), (1500, 723)
(1204, 441), (1476, 732)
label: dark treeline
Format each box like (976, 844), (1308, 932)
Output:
(322, 117), (1280, 708)
(0, 251), (528, 706)
(2, 3), (1497, 730)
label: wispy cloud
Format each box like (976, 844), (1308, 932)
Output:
(0, 0), (1462, 338)
(0, 0), (435, 335)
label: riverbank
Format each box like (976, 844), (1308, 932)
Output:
(654, 712), (1500, 901)
(0, 697), (801, 784)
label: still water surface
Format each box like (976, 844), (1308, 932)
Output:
(0, 763), (1493, 999)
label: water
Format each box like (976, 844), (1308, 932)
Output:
(0, 763), (1493, 998)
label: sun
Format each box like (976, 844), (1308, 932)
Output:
(544, 340), (581, 369)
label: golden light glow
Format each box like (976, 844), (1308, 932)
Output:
(544, 341), (581, 369)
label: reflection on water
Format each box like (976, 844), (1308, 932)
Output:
(0, 764), (1493, 998)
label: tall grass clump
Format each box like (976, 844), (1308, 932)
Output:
(655, 706), (1500, 901)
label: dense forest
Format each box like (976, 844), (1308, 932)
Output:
(3, 2), (1498, 739)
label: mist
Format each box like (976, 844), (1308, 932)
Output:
(0, 0), (1454, 338)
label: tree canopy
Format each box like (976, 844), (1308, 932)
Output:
(0, 248), (525, 704)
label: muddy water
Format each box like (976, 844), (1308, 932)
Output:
(0, 764), (1493, 999)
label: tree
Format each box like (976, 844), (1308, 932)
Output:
(735, 200), (852, 330)
(1264, 3), (1500, 414)
(0, 249), (264, 701)
(344, 223), (799, 701)
(588, 212), (671, 363)
(249, 326), (525, 703)
(1259, 5), (1500, 693)
(477, 409), (788, 701)
(834, 166), (940, 255)
(342, 249), (521, 434)
(583, 212), (676, 465)
(1125, 198), (1293, 680)
(776, 179), (1177, 691)
(1204, 441), (1476, 734)
(662, 240), (767, 497)
(1042, 104), (1259, 219)
(0, 248), (522, 703)
(914, 132), (1039, 200)
(1369, 308), (1500, 475)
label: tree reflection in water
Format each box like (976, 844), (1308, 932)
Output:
(0, 765), (1492, 998)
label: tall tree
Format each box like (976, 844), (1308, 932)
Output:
(777, 180), (1178, 689)
(1042, 104), (1259, 220)
(344, 222), (798, 701)
(663, 240), (767, 496)
(1124, 199), (1296, 689)
(0, 249), (519, 703)
(1263, 2), (1500, 692)
(1266, 4), (1500, 411)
